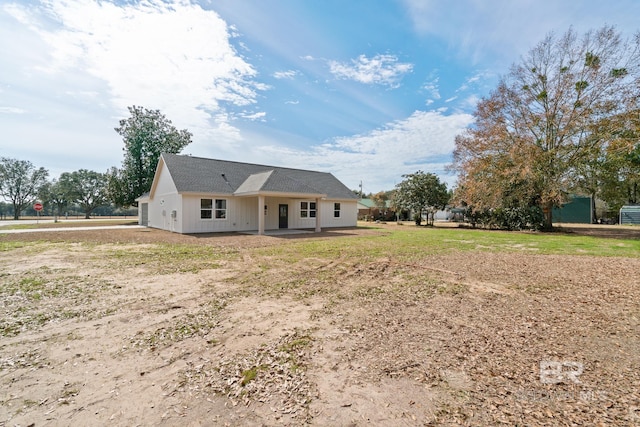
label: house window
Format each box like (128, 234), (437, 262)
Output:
(215, 199), (227, 219)
(334, 202), (341, 218)
(300, 201), (316, 218)
(201, 199), (212, 219)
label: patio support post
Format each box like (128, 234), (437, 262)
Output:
(258, 195), (265, 235)
(315, 197), (322, 232)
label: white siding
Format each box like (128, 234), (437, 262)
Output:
(321, 200), (358, 228)
(181, 195), (261, 233)
(180, 196), (357, 233)
(147, 166), (358, 234)
(147, 166), (182, 233)
(288, 199), (358, 229)
(289, 199), (318, 229)
(264, 197), (289, 230)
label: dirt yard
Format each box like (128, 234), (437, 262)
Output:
(1, 224), (639, 426)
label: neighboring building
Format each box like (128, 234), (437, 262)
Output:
(552, 195), (593, 224)
(620, 205), (640, 225)
(357, 198), (395, 221)
(138, 153), (358, 234)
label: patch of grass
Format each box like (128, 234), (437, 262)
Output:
(236, 227), (638, 304)
(437, 282), (469, 295)
(256, 227), (640, 261)
(241, 365), (269, 386)
(0, 219), (137, 230)
(278, 335), (312, 353)
(0, 223), (40, 230)
(0, 240), (39, 252)
(102, 243), (239, 274)
(0, 271), (121, 337)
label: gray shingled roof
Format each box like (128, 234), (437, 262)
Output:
(159, 153), (358, 199)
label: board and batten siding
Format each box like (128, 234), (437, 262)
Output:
(147, 166), (183, 233)
(288, 199), (357, 229)
(322, 199), (357, 228)
(178, 196), (357, 233)
(181, 195), (260, 234)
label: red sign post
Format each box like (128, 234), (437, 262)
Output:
(34, 202), (43, 224)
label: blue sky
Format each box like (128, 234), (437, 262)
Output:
(1, 0), (639, 194)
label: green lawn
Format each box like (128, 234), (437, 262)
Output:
(259, 226), (640, 261)
(0, 219), (137, 230)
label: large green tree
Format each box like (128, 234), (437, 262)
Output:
(59, 169), (109, 219)
(600, 140), (640, 212)
(392, 171), (449, 226)
(110, 106), (192, 206)
(0, 157), (49, 220)
(38, 179), (69, 218)
(452, 26), (640, 228)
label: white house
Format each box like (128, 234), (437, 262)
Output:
(137, 153), (359, 235)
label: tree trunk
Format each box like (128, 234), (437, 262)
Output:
(542, 202), (554, 230)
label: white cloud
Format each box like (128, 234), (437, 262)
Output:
(0, 106), (26, 114)
(422, 75), (441, 101)
(273, 70), (298, 79)
(456, 70), (494, 93)
(240, 111), (267, 121)
(6, 0), (265, 144)
(329, 54), (413, 88)
(255, 110), (474, 192)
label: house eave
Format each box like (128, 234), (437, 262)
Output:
(233, 191), (327, 199)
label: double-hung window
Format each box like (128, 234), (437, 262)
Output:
(334, 202), (341, 218)
(300, 201), (316, 218)
(201, 199), (212, 219)
(201, 198), (226, 219)
(215, 199), (227, 219)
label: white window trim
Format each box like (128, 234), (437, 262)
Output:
(201, 198), (213, 220)
(300, 201), (317, 218)
(214, 199), (227, 220)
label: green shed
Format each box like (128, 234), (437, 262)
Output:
(620, 205), (640, 225)
(552, 195), (593, 224)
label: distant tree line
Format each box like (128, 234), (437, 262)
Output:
(4, 26), (638, 231)
(0, 106), (192, 220)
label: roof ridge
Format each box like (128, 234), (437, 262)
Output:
(159, 153), (358, 200)
(163, 153), (333, 176)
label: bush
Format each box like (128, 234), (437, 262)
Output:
(465, 206), (544, 231)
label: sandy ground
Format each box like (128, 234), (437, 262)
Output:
(0, 224), (639, 426)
